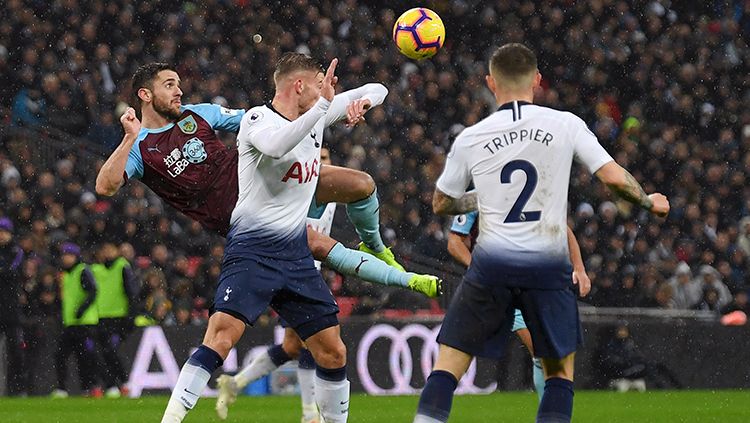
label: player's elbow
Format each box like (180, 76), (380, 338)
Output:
(95, 176), (118, 197)
(432, 196), (448, 215)
(594, 160), (623, 187)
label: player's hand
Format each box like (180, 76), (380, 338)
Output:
(120, 107), (141, 137)
(573, 267), (591, 297)
(648, 193), (670, 217)
(321, 58), (338, 102)
(345, 98), (372, 127)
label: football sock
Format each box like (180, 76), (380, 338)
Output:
(414, 370), (458, 423)
(315, 365), (350, 423)
(533, 358), (545, 402)
(326, 242), (412, 287)
(537, 377), (574, 423)
(345, 189), (385, 253)
(298, 349), (317, 419)
(234, 344), (290, 388)
(162, 345), (223, 422)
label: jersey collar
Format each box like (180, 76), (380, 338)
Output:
(497, 100), (532, 111)
(267, 101), (292, 122)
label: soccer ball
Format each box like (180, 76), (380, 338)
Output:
(392, 8), (445, 60)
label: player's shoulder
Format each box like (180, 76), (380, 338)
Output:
(526, 104), (587, 128)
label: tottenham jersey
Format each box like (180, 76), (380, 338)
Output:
(229, 84), (388, 259)
(437, 100), (612, 269)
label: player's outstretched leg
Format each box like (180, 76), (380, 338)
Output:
(537, 354), (575, 423)
(308, 230), (441, 298)
(297, 348), (320, 423)
(317, 165), (404, 271)
(216, 329), (303, 420)
(162, 312), (243, 423)
(414, 344), (472, 423)
(305, 325), (349, 423)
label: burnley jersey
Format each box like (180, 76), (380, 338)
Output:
(124, 104), (244, 236)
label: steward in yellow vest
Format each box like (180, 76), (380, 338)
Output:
(92, 242), (139, 398)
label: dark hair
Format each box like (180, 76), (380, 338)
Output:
(131, 62), (175, 106)
(273, 52), (323, 84)
(489, 43), (538, 84)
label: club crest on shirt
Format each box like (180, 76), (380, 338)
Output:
(182, 137), (207, 164)
(177, 115), (197, 134)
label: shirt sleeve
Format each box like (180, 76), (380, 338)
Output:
(435, 134), (472, 199)
(450, 211), (478, 235)
(325, 83), (389, 126)
(182, 103), (245, 132)
(124, 142), (144, 180)
(237, 98), (330, 159)
(571, 115), (614, 174)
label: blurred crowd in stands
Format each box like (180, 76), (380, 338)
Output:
(1, 0), (750, 333)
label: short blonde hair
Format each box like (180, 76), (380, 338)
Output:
(489, 43), (538, 89)
(273, 52), (323, 85)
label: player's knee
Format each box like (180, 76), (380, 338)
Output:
(351, 171), (375, 200)
(541, 354), (575, 381)
(306, 229), (336, 260)
(314, 340), (347, 368)
(282, 333), (304, 359)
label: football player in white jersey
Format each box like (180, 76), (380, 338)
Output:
(414, 43), (669, 423)
(214, 148), (342, 423)
(162, 53), (373, 423)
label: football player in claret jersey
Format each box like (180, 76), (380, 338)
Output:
(414, 43), (669, 423)
(448, 211), (590, 400)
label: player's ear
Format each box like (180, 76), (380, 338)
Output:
(485, 74), (497, 95)
(533, 71), (542, 89)
(138, 87), (152, 104)
(294, 79), (304, 95)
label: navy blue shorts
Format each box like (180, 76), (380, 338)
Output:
(437, 279), (582, 360)
(213, 252), (339, 340)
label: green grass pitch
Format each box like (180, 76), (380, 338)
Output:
(0, 391), (747, 422)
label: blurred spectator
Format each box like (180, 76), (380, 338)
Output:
(668, 261), (702, 309)
(0, 217), (26, 395)
(697, 265), (732, 309)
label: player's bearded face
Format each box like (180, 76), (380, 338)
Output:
(153, 90), (182, 120)
(152, 71), (183, 120)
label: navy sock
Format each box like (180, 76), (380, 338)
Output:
(416, 370), (458, 422)
(186, 344), (223, 373)
(316, 365), (347, 382)
(298, 348), (316, 370)
(537, 377), (574, 423)
(268, 344), (292, 367)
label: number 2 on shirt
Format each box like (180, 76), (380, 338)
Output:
(501, 160), (541, 223)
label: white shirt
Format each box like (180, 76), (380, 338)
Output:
(437, 100), (613, 262)
(229, 84), (388, 254)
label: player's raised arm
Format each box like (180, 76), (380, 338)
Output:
(325, 83), (389, 127)
(96, 108), (141, 196)
(238, 58), (338, 159)
(594, 162), (670, 217)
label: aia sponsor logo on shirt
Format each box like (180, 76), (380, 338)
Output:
(282, 158), (319, 184)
